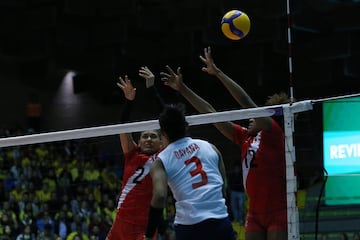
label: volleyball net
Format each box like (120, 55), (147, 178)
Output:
(1, 94), (359, 240)
(0, 100), (312, 148)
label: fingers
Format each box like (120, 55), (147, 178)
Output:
(199, 46), (215, 74)
(139, 67), (148, 76)
(118, 65), (182, 87)
(160, 65), (179, 82)
(117, 75), (131, 89)
(117, 77), (125, 89)
(206, 46), (213, 61)
(206, 46), (211, 55)
(204, 46), (211, 56)
(141, 66), (150, 71)
(116, 83), (124, 89)
(200, 47), (210, 64)
(120, 75), (130, 83)
(160, 71), (170, 77)
(165, 65), (176, 76)
(160, 72), (170, 79)
(139, 66), (154, 79)
(160, 72), (170, 83)
(160, 65), (175, 83)
(176, 67), (182, 76)
(201, 46), (212, 61)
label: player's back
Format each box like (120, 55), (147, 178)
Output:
(158, 137), (228, 225)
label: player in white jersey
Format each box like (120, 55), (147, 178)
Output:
(144, 103), (235, 240)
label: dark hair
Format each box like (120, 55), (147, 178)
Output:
(265, 92), (292, 106)
(159, 103), (188, 142)
(265, 92), (292, 129)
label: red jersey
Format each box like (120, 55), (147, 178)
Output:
(233, 119), (287, 214)
(116, 146), (156, 226)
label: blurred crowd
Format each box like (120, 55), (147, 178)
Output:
(0, 126), (176, 240)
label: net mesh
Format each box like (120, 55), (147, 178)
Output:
(2, 97), (360, 240)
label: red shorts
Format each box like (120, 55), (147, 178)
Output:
(107, 219), (146, 240)
(245, 209), (287, 232)
(107, 219), (158, 240)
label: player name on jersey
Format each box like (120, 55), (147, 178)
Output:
(174, 143), (200, 159)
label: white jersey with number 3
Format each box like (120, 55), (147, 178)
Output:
(158, 137), (228, 225)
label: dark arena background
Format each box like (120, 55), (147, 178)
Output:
(0, 0), (359, 239)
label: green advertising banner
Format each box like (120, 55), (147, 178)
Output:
(323, 96), (360, 205)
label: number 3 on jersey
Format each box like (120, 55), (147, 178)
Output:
(184, 156), (208, 189)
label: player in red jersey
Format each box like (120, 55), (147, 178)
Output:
(106, 67), (163, 240)
(160, 46), (291, 240)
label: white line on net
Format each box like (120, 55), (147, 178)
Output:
(0, 100), (313, 148)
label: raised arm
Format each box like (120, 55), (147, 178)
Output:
(200, 47), (256, 108)
(118, 68), (165, 154)
(200, 46), (272, 131)
(160, 66), (235, 141)
(117, 75), (137, 153)
(139, 66), (166, 113)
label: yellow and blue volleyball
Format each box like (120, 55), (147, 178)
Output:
(221, 10), (251, 40)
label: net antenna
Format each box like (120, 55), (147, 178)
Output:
(286, 0), (295, 102)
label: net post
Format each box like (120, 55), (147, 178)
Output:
(283, 105), (300, 240)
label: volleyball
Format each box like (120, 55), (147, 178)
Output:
(221, 10), (251, 40)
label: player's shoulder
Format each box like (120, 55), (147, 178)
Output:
(191, 138), (209, 144)
(191, 138), (215, 150)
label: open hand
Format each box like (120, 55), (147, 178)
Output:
(139, 66), (155, 88)
(199, 46), (220, 75)
(117, 75), (136, 101)
(160, 65), (183, 91)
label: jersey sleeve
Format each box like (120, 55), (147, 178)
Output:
(233, 124), (248, 145)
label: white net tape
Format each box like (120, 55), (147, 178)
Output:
(0, 100), (313, 148)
